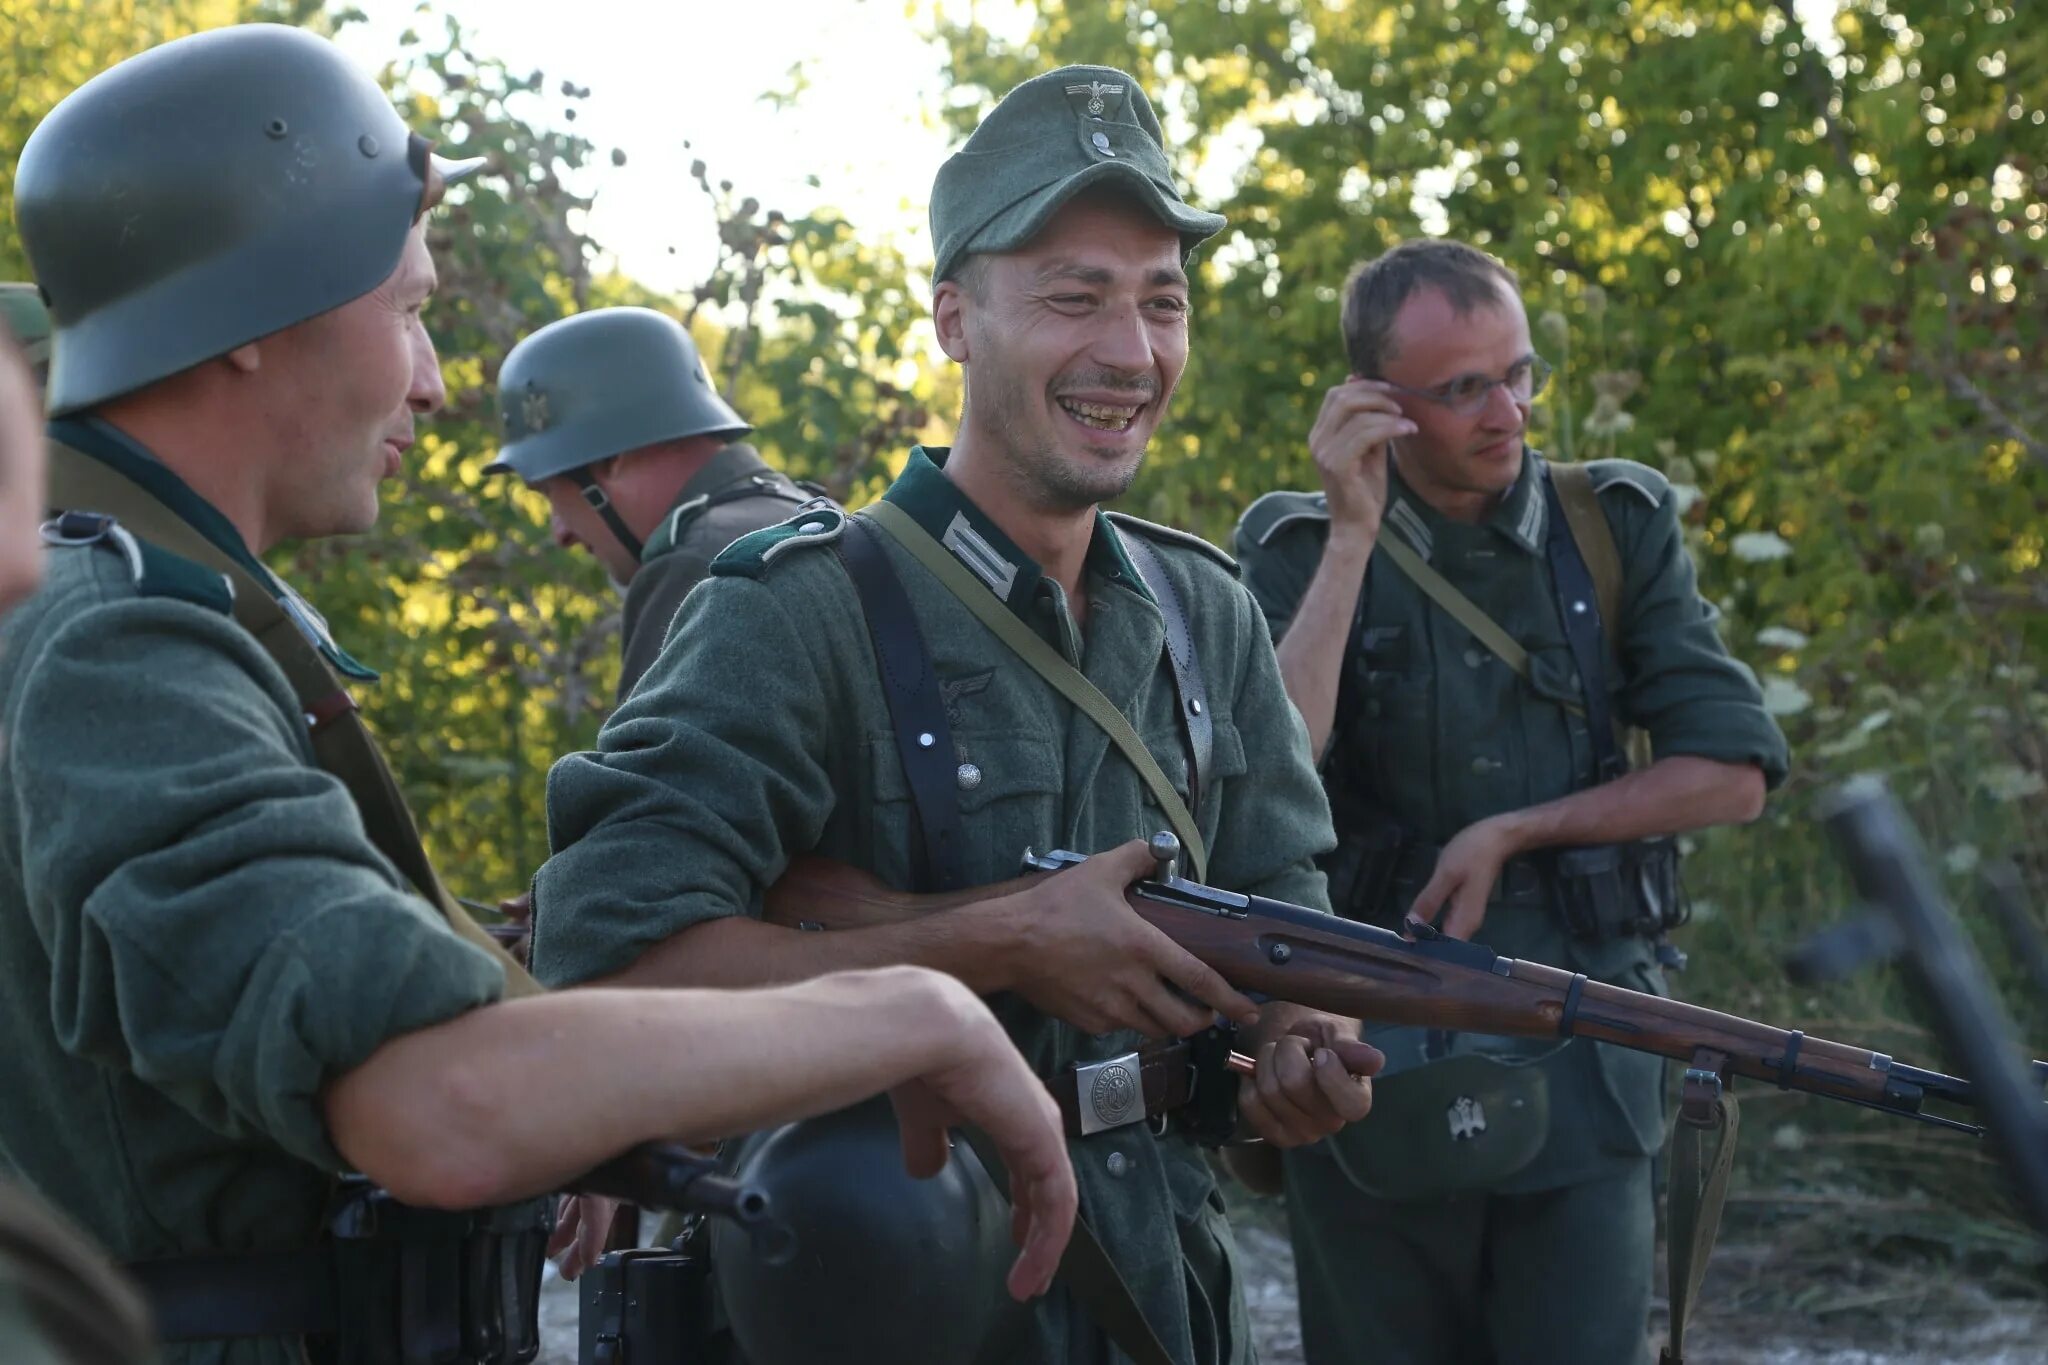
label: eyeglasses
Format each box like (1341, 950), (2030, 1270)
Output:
(1380, 355), (1552, 417)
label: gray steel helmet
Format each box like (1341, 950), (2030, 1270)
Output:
(710, 1097), (1026, 1365)
(13, 24), (484, 417)
(485, 307), (750, 483)
(0, 285), (51, 381)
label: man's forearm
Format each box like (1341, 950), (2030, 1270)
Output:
(1274, 531), (1376, 756)
(600, 903), (1022, 996)
(325, 968), (980, 1208)
(1494, 754), (1767, 855)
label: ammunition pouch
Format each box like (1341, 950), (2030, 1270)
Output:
(126, 1180), (551, 1364)
(1549, 837), (1685, 946)
(1177, 1021), (1247, 1148)
(1316, 790), (1409, 924)
(580, 1242), (731, 1365)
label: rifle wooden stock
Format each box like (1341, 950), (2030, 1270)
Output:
(766, 853), (2018, 1131)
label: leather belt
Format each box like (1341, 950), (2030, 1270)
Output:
(1047, 1041), (1198, 1138)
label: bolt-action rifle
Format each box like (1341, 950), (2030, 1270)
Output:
(764, 833), (2046, 1136)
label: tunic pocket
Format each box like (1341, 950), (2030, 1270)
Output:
(867, 729), (1063, 882)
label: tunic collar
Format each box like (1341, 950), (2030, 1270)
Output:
(879, 446), (1150, 614)
(1383, 445), (1548, 560)
(47, 415), (380, 679)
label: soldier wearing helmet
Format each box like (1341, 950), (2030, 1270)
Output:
(0, 25), (1074, 1363)
(489, 307), (824, 699)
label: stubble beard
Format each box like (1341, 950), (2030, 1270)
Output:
(976, 368), (1155, 514)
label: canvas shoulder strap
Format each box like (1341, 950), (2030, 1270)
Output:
(859, 499), (1208, 881)
(45, 441), (542, 996)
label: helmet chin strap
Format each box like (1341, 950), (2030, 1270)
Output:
(571, 467), (644, 562)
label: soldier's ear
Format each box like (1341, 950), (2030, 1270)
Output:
(932, 280), (972, 363)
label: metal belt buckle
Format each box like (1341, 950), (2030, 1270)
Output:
(1074, 1051), (1145, 1135)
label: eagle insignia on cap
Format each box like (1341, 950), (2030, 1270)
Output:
(1066, 80), (1124, 117)
(521, 384), (550, 434)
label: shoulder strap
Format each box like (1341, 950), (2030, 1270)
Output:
(45, 442), (542, 997)
(1550, 463), (1624, 663)
(860, 499), (1208, 881)
(1375, 533), (1562, 707)
(1549, 462), (1652, 771)
(831, 516), (969, 893)
(1113, 530), (1213, 825)
(1540, 471), (1626, 781)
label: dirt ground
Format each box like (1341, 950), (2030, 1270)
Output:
(538, 1218), (2047, 1363)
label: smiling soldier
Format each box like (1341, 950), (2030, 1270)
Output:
(534, 65), (1383, 1365)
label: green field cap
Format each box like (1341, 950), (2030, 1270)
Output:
(930, 65), (1225, 284)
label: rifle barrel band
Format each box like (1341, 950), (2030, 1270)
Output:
(1557, 973), (1587, 1038)
(1777, 1030), (1805, 1090)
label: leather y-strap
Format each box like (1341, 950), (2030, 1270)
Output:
(1541, 471), (1626, 781)
(45, 440), (542, 996)
(859, 500), (1208, 881)
(955, 1127), (1177, 1365)
(1115, 529), (1213, 827)
(832, 515), (969, 893)
(1549, 462), (1624, 666)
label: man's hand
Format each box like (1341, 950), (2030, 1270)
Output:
(547, 1193), (618, 1281)
(1235, 1003), (1382, 1147)
(888, 981), (1078, 1302)
(992, 840), (1261, 1039)
(1308, 379), (1415, 544)
(1408, 815), (1524, 941)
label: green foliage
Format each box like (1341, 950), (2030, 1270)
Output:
(928, 0), (2048, 1226)
(284, 10), (948, 897)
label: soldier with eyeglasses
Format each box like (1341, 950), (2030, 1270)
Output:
(1232, 239), (1786, 1363)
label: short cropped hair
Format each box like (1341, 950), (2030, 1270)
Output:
(1340, 240), (1520, 378)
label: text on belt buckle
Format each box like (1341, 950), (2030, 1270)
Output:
(1074, 1051), (1145, 1135)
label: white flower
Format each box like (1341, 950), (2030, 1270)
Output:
(1913, 523), (1946, 553)
(1732, 530), (1794, 562)
(1761, 677), (1813, 715)
(1670, 484), (1702, 516)
(1538, 310), (1570, 348)
(1755, 626), (1810, 650)
(1980, 765), (2046, 802)
(1945, 845), (1982, 876)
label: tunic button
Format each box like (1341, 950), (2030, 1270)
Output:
(1470, 756), (1494, 775)
(1365, 699), (1382, 718)
(1106, 1151), (1130, 1178)
(1464, 649), (1484, 668)
(957, 763), (983, 790)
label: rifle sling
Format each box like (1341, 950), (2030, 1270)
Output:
(860, 499), (1209, 881)
(1660, 1077), (1740, 1365)
(955, 1126), (1177, 1365)
(45, 437), (542, 997)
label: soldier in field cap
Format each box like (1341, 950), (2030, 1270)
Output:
(536, 64), (1381, 1365)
